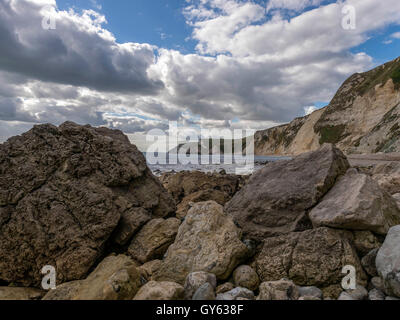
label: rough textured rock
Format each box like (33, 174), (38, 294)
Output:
(216, 282), (234, 294)
(183, 271), (217, 300)
(216, 287), (255, 301)
(176, 189), (231, 219)
(0, 122), (175, 287)
(369, 288), (385, 300)
(372, 162), (400, 195)
(232, 265), (259, 291)
(376, 225), (400, 297)
(322, 285), (343, 300)
(257, 280), (299, 300)
(297, 286), (323, 300)
(255, 227), (367, 287)
(154, 201), (249, 284)
(361, 249), (379, 277)
(371, 277), (386, 293)
(310, 169), (400, 235)
(159, 170), (245, 204)
(137, 260), (162, 282)
(43, 255), (141, 300)
(133, 281), (184, 300)
(225, 144), (349, 241)
(192, 283), (216, 300)
(112, 208), (151, 246)
(352, 231), (382, 256)
(0, 287), (44, 300)
(128, 218), (180, 264)
(393, 193), (400, 208)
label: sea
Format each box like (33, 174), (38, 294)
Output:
(144, 153), (291, 176)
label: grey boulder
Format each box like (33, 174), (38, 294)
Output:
(310, 170), (400, 235)
(192, 283), (216, 300)
(225, 144), (349, 241)
(216, 287), (255, 301)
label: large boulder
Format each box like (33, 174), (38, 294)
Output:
(254, 227), (367, 288)
(376, 225), (400, 297)
(371, 162), (400, 195)
(153, 201), (249, 284)
(225, 144), (349, 241)
(309, 169), (400, 235)
(128, 218), (181, 264)
(159, 170), (245, 204)
(352, 230), (382, 256)
(43, 254), (142, 300)
(0, 122), (175, 287)
(176, 189), (231, 219)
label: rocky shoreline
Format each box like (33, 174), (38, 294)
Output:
(0, 122), (400, 300)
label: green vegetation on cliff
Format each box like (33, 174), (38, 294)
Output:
(357, 58), (400, 96)
(317, 124), (347, 145)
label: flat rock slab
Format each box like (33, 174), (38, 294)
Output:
(225, 144), (349, 241)
(0, 287), (44, 300)
(154, 201), (249, 285)
(0, 122), (175, 287)
(159, 170), (245, 203)
(310, 169), (400, 235)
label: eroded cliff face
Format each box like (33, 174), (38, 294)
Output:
(254, 57), (400, 155)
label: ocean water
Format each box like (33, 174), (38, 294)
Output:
(145, 153), (291, 176)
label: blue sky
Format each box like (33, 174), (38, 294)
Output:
(57, 0), (400, 64)
(57, 0), (198, 52)
(351, 24), (400, 64)
(1, 0), (400, 141)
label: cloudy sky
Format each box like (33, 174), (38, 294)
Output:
(1, 0), (400, 146)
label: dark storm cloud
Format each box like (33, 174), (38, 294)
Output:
(0, 0), (163, 95)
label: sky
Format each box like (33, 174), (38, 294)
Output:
(1, 0), (400, 146)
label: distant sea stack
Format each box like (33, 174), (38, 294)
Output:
(253, 57), (400, 156)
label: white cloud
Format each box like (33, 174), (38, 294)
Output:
(90, 0), (102, 10)
(1, 0), (400, 141)
(0, 0), (162, 94)
(391, 32), (400, 39)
